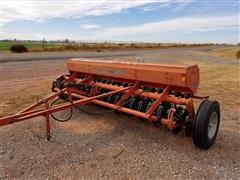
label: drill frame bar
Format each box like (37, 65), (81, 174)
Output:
(67, 72), (199, 123)
(0, 86), (130, 126)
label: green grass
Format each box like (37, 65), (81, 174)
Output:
(0, 41), (61, 52)
(0, 41), (233, 53)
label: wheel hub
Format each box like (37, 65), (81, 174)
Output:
(208, 112), (218, 139)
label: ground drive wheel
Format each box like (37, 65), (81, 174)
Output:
(193, 100), (220, 150)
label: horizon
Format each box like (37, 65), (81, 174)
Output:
(1, 0), (239, 44)
(0, 39), (238, 45)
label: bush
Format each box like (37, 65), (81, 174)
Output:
(236, 50), (240, 59)
(65, 44), (79, 50)
(10, 44), (28, 53)
(82, 44), (90, 49)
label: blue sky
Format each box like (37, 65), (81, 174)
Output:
(1, 0), (239, 44)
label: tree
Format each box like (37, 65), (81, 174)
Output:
(64, 39), (70, 43)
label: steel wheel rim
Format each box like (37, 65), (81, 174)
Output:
(208, 112), (218, 139)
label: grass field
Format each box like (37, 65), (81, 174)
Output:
(0, 41), (176, 52)
(0, 41), (63, 52)
(1, 41), (239, 60)
(0, 41), (218, 53)
(203, 47), (240, 60)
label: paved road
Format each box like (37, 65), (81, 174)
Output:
(0, 47), (237, 65)
(0, 51), (140, 62)
(0, 47), (206, 62)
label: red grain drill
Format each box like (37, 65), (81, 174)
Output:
(0, 59), (220, 150)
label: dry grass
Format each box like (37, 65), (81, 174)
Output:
(198, 62), (240, 105)
(30, 43), (162, 52)
(203, 47), (240, 60)
(25, 43), (217, 53)
(236, 49), (240, 59)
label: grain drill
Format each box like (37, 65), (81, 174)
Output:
(0, 59), (220, 150)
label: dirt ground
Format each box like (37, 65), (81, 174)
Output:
(0, 47), (239, 179)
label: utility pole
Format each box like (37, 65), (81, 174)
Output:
(42, 38), (46, 49)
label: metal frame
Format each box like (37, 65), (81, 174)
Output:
(0, 71), (204, 140)
(0, 59), (207, 140)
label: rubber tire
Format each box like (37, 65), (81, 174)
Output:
(193, 100), (220, 150)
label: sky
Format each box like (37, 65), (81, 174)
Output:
(0, 0), (239, 44)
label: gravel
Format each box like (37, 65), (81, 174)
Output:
(0, 47), (239, 179)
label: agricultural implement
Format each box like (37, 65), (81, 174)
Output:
(0, 59), (220, 149)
